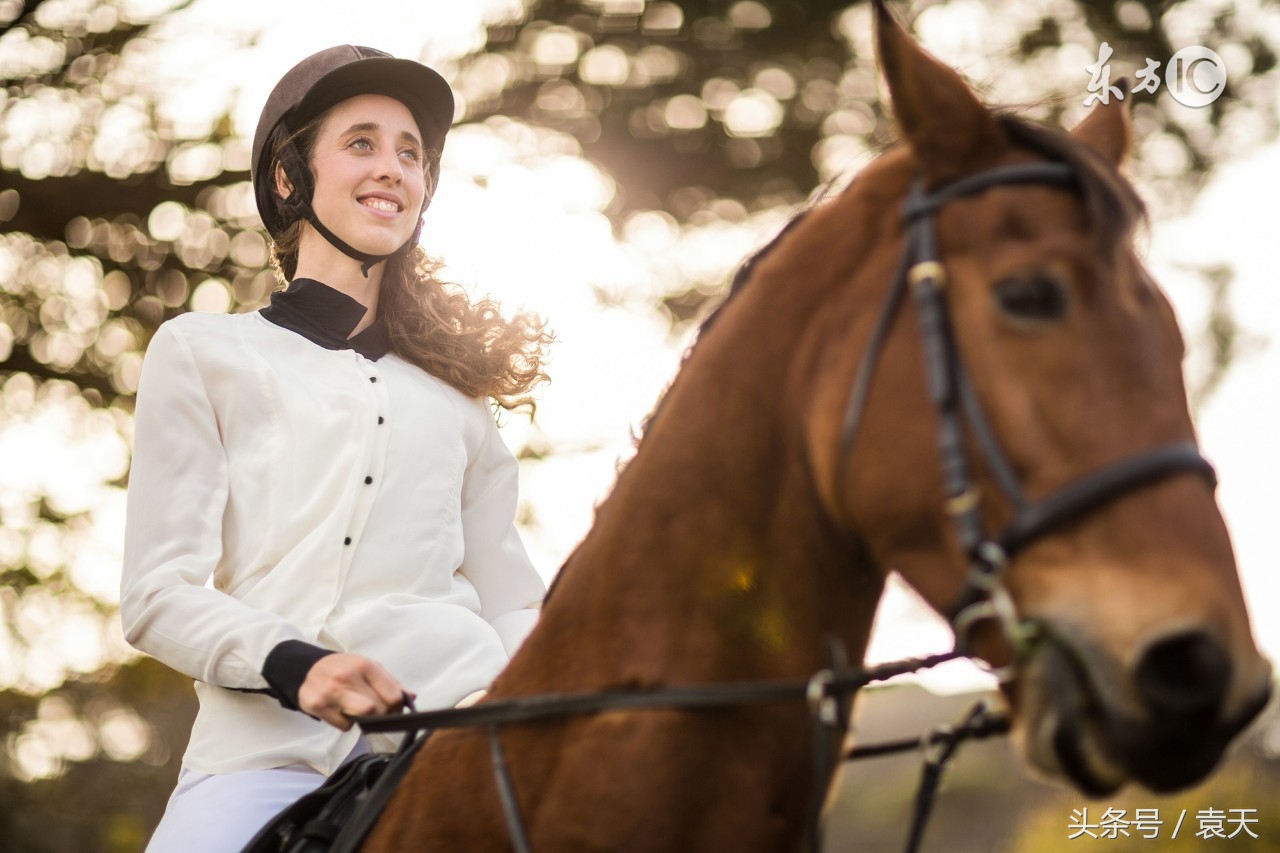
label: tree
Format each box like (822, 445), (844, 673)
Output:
(2, 0), (1277, 847)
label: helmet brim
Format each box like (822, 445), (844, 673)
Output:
(251, 46), (454, 240)
(293, 56), (453, 156)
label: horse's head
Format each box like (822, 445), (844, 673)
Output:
(803, 1), (1271, 796)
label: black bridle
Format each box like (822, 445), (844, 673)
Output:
(348, 161), (1216, 853)
(839, 161), (1216, 678)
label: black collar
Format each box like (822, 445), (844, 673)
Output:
(259, 278), (390, 360)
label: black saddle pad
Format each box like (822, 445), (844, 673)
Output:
(242, 731), (430, 853)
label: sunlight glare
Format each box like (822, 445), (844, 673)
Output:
(13, 0), (1280, 712)
(70, 489), (127, 604)
(579, 45), (630, 86)
(99, 708), (151, 762)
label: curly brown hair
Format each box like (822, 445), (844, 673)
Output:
(266, 115), (552, 413)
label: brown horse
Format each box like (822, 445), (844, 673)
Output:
(364, 4), (1271, 850)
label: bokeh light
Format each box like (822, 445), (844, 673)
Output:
(2, 7), (1279, 839)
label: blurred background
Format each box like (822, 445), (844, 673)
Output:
(1, 0), (1278, 849)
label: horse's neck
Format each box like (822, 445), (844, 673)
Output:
(505, 245), (887, 694)
(364, 183), (901, 853)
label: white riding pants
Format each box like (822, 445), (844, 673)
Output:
(145, 739), (371, 853)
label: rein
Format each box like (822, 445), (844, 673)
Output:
(352, 161), (1216, 853)
(358, 654), (958, 736)
(356, 650), (1005, 853)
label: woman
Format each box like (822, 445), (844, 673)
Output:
(120, 46), (551, 851)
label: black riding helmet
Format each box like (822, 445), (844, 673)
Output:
(250, 45), (454, 275)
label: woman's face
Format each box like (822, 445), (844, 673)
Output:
(294, 93), (429, 257)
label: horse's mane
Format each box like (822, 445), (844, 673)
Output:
(633, 115), (1143, 436)
(542, 113), (1148, 593)
(628, 196), (826, 437)
(995, 114), (1147, 249)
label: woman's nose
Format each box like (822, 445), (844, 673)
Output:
(373, 148), (403, 183)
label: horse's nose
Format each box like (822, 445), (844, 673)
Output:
(1133, 629), (1231, 723)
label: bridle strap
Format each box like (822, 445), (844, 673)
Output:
(942, 440), (1217, 642)
(839, 246), (911, 450)
(955, 369), (1026, 510)
(489, 725), (533, 853)
(805, 639), (853, 853)
(839, 164), (1077, 461)
(901, 162), (1079, 218)
(997, 440), (1215, 559)
(901, 702), (988, 853)
(837, 161), (1217, 671)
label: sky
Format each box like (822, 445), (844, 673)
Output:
(2, 0), (1276, 702)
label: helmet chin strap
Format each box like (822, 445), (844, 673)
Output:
(304, 209), (422, 278)
(274, 136), (425, 277)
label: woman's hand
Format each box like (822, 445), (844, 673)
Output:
(297, 653), (410, 730)
(455, 689), (487, 708)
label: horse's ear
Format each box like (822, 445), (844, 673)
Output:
(1068, 81), (1133, 166)
(873, 0), (1006, 185)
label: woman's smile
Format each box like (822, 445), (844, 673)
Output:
(305, 93), (427, 256)
(358, 193), (404, 215)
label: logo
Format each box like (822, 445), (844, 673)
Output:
(1084, 43), (1228, 108)
(1165, 46), (1228, 107)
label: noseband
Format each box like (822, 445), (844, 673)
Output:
(838, 161), (1217, 677)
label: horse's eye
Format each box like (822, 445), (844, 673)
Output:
(994, 271), (1069, 322)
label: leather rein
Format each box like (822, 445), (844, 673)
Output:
(353, 161), (1216, 853)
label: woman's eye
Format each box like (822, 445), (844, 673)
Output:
(994, 271), (1069, 321)
(399, 148), (421, 162)
(349, 137), (373, 150)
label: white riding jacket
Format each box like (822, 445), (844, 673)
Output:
(120, 279), (544, 775)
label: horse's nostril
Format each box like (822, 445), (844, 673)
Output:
(1134, 630), (1231, 721)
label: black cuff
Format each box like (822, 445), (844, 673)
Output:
(262, 640), (336, 712)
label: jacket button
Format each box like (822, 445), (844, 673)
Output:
(364, 476), (373, 484)
(377, 416), (384, 424)
(369, 376), (377, 383)
(344, 537), (352, 545)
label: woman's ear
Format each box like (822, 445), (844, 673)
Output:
(274, 162), (295, 201)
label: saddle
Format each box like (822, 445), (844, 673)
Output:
(241, 730), (430, 853)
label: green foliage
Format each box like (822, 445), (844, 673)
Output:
(0, 658), (195, 852)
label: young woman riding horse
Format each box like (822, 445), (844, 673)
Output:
(358, 3), (1270, 851)
(120, 46), (551, 850)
